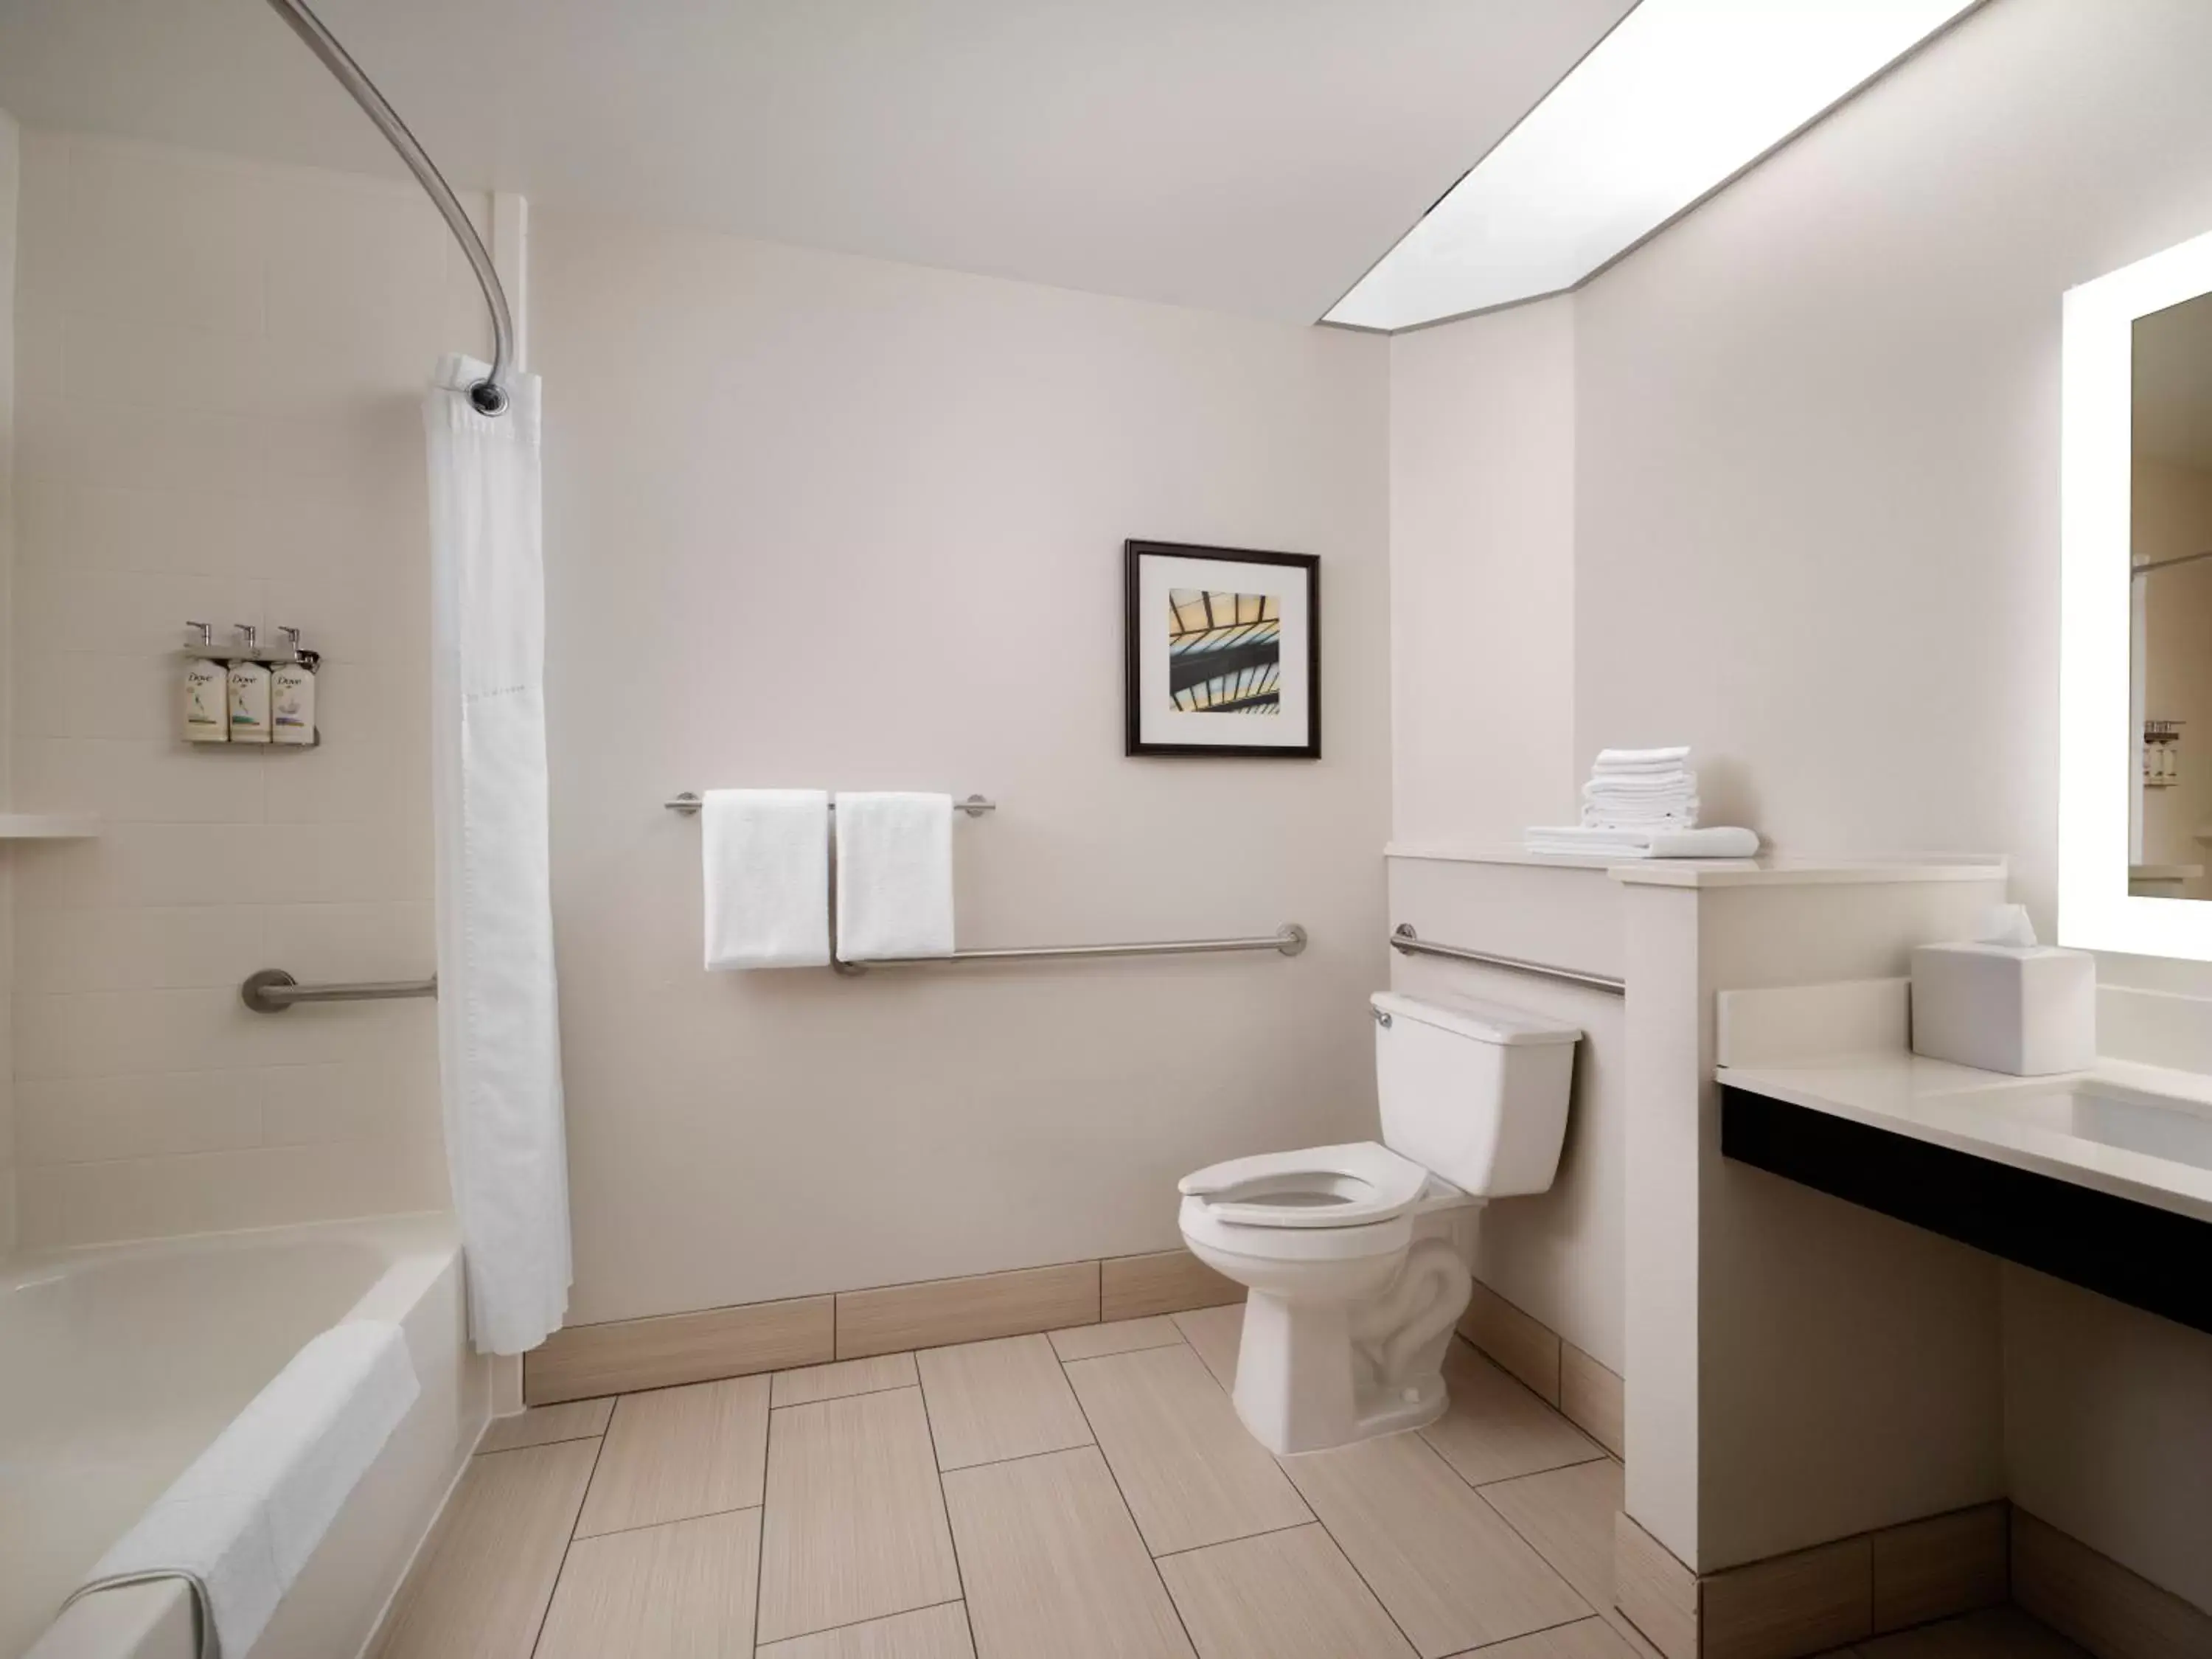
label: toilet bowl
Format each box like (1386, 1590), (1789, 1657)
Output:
(1178, 990), (1579, 1455)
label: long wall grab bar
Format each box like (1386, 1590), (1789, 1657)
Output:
(665, 792), (995, 816)
(837, 924), (1306, 974)
(242, 968), (438, 1014)
(1388, 924), (1624, 995)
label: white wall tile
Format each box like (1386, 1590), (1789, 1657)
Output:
(8, 137), (448, 1247)
(64, 141), (266, 338)
(16, 1069), (263, 1164)
(15, 904), (265, 994)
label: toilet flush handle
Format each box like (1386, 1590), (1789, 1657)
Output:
(1372, 1007), (1392, 1029)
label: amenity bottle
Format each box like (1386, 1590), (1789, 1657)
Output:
(271, 626), (317, 746)
(226, 624), (272, 745)
(182, 621), (228, 742)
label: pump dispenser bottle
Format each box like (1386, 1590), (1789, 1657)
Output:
(226, 624), (272, 744)
(182, 621), (228, 742)
(271, 626), (317, 746)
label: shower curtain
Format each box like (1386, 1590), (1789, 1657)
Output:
(425, 355), (572, 1356)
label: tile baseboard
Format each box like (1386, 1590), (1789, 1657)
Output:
(526, 1248), (1231, 1402)
(1454, 1276), (1624, 1458)
(2011, 1506), (2212, 1659)
(1616, 1511), (1700, 1659)
(837, 1261), (1099, 1360)
(1615, 1502), (2012, 1659)
(1099, 1248), (1242, 1321)
(526, 1296), (834, 1405)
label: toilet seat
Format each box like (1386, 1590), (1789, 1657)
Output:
(1178, 1141), (1430, 1229)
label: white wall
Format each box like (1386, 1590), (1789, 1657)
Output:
(1384, 0), (2212, 1605)
(1389, 297), (1577, 844)
(0, 106), (19, 1256)
(534, 211), (1392, 1324)
(6, 134), (476, 1248)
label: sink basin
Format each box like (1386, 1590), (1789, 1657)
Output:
(1972, 1082), (2212, 1174)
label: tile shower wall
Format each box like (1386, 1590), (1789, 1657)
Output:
(5, 133), (481, 1249)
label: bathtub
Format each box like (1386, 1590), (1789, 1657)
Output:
(2, 1214), (489, 1659)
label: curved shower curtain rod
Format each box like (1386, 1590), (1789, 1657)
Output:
(261, 0), (515, 416)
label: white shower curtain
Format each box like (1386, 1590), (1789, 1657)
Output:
(425, 355), (572, 1356)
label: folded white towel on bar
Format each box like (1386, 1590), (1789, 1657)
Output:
(835, 792), (955, 961)
(66, 1321), (419, 1659)
(703, 789), (831, 970)
(1525, 825), (1760, 859)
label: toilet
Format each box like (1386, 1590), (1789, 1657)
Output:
(1178, 988), (1580, 1455)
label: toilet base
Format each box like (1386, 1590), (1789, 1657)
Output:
(1224, 1218), (1475, 1455)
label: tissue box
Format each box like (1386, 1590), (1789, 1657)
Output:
(1910, 942), (2096, 1076)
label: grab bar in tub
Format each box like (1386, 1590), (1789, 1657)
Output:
(241, 969), (438, 1013)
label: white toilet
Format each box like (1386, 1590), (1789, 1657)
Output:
(1178, 989), (1580, 1455)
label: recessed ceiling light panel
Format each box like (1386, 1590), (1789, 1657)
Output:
(1325, 0), (1980, 330)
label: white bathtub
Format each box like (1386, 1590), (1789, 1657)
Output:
(2, 1214), (488, 1659)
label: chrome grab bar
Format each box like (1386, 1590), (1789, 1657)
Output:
(1388, 924), (1624, 995)
(242, 969), (438, 1014)
(837, 924), (1306, 974)
(665, 792), (995, 816)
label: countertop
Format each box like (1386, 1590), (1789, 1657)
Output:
(1717, 1050), (2212, 1225)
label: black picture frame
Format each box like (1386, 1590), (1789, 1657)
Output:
(1123, 539), (1321, 759)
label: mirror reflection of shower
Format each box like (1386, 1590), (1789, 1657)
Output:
(2128, 290), (2212, 898)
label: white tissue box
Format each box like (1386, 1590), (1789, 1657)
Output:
(1910, 942), (2096, 1077)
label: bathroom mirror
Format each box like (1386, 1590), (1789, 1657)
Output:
(2061, 229), (2212, 957)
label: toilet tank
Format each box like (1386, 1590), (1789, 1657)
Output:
(1371, 990), (1581, 1197)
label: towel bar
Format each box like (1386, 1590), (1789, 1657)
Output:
(241, 969), (438, 1013)
(665, 792), (995, 816)
(1388, 924), (1624, 995)
(836, 924), (1306, 974)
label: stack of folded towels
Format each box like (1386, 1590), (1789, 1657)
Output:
(1525, 746), (1760, 859)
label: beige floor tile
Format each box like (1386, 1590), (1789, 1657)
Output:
(477, 1396), (614, 1453)
(773, 1352), (919, 1409)
(1063, 1343), (1310, 1556)
(918, 1334), (1093, 1470)
(376, 1439), (598, 1659)
(1447, 1618), (1646, 1659)
(755, 1602), (975, 1659)
(1854, 1608), (2088, 1659)
(1281, 1429), (1590, 1659)
(1049, 1315), (1186, 1362)
(535, 1507), (759, 1659)
(576, 1374), (771, 1537)
(1158, 1522), (1417, 1659)
(942, 1444), (1194, 1659)
(757, 1385), (963, 1644)
(1419, 1339), (1604, 1487)
(1172, 1304), (1242, 1391)
(1481, 1458), (1658, 1658)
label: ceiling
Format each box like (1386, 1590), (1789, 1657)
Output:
(0, 0), (1635, 324)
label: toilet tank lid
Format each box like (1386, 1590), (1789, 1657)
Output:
(1371, 990), (1582, 1047)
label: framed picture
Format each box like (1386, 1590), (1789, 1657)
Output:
(1124, 539), (1320, 758)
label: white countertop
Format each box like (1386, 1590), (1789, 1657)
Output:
(1717, 1050), (2212, 1225)
(1385, 842), (2007, 888)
